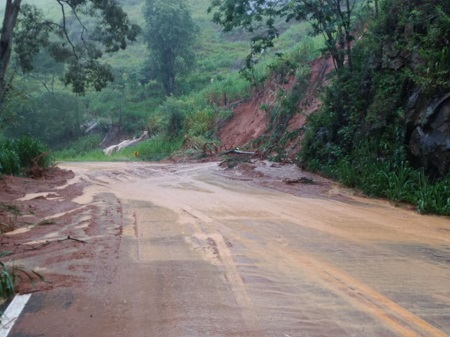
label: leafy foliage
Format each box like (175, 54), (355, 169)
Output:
(4, 91), (85, 147)
(54, 134), (102, 160)
(299, 0), (450, 215)
(133, 135), (183, 161)
(208, 0), (365, 76)
(0, 0), (140, 106)
(0, 136), (52, 176)
(154, 95), (218, 140)
(0, 251), (15, 302)
(143, 0), (199, 95)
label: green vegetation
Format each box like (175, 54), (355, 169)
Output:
(0, 0), (139, 107)
(0, 136), (52, 176)
(54, 134), (183, 162)
(208, 0), (364, 75)
(143, 0), (199, 95)
(299, 0), (450, 215)
(0, 251), (15, 303)
(0, 250), (45, 304)
(134, 135), (183, 161)
(1, 0), (449, 216)
(1, 0), (269, 162)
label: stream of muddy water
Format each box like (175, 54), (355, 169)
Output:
(4, 161), (450, 337)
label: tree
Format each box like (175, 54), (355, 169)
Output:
(0, 0), (140, 106)
(208, 0), (361, 73)
(143, 0), (199, 96)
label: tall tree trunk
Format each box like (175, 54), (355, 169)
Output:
(0, 0), (22, 105)
(345, 0), (353, 70)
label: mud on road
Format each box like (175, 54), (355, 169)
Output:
(1, 160), (450, 337)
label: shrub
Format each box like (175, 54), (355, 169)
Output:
(132, 136), (183, 161)
(0, 146), (21, 176)
(0, 251), (15, 302)
(54, 134), (102, 160)
(15, 136), (52, 169)
(298, 0), (450, 216)
(0, 136), (51, 176)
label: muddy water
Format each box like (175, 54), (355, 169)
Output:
(10, 162), (450, 337)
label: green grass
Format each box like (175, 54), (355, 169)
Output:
(6, 0), (323, 166)
(303, 151), (450, 216)
(0, 136), (52, 176)
(132, 136), (183, 161)
(0, 251), (46, 304)
(0, 251), (15, 303)
(55, 135), (183, 162)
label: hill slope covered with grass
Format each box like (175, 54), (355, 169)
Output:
(1, 0), (449, 215)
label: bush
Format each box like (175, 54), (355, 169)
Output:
(3, 92), (84, 148)
(132, 136), (183, 161)
(184, 106), (216, 138)
(298, 0), (450, 216)
(0, 136), (51, 176)
(156, 98), (188, 139)
(0, 146), (21, 176)
(300, 137), (450, 215)
(54, 134), (102, 160)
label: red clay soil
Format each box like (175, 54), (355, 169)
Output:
(0, 168), (79, 233)
(219, 56), (334, 152)
(0, 168), (109, 294)
(0, 56), (336, 296)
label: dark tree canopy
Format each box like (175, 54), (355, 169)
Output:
(143, 0), (199, 95)
(0, 0), (140, 106)
(208, 0), (361, 75)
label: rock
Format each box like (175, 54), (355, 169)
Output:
(406, 92), (450, 178)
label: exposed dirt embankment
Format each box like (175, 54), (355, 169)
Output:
(219, 57), (334, 155)
(0, 168), (79, 234)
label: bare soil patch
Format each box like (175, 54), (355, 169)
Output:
(218, 56), (334, 152)
(0, 168), (121, 294)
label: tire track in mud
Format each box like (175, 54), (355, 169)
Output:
(182, 206), (266, 337)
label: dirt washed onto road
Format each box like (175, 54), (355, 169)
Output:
(2, 161), (450, 337)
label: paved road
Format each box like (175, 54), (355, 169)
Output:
(7, 162), (450, 337)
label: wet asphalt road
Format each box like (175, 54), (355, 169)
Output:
(6, 162), (450, 337)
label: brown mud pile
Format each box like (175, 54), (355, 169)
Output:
(0, 167), (121, 294)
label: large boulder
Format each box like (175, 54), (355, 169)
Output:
(406, 91), (450, 178)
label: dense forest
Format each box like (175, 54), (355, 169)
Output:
(0, 0), (449, 215)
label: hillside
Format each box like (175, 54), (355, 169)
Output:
(218, 56), (333, 156)
(1, 0), (312, 150)
(214, 0), (450, 215)
(1, 0), (449, 216)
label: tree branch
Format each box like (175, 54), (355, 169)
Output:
(56, 0), (79, 59)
